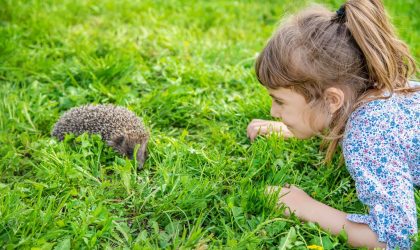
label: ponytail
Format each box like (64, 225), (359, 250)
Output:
(344, 0), (417, 93)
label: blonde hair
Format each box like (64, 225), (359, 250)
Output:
(255, 0), (418, 163)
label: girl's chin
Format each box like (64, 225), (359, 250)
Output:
(287, 127), (300, 138)
(285, 125), (313, 139)
(290, 129), (313, 139)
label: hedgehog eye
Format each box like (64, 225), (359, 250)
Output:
(126, 145), (134, 158)
(127, 151), (134, 158)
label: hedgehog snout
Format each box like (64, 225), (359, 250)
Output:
(109, 134), (149, 170)
(135, 137), (149, 170)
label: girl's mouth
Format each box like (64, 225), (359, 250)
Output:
(284, 123), (292, 130)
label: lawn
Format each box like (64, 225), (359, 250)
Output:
(0, 0), (419, 249)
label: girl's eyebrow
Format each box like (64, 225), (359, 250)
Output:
(269, 94), (284, 101)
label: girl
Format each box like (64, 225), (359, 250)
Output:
(247, 0), (419, 249)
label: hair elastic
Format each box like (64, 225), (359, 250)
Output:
(336, 5), (346, 18)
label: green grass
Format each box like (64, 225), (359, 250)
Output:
(0, 0), (419, 249)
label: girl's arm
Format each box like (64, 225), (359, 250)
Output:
(267, 186), (386, 249)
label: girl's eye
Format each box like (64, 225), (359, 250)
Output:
(274, 99), (283, 105)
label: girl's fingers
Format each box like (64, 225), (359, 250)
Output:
(250, 118), (266, 123)
(265, 185), (291, 196)
(248, 119), (271, 127)
(247, 123), (265, 137)
(247, 120), (294, 141)
(248, 123), (275, 138)
(249, 128), (263, 141)
(265, 185), (279, 194)
(247, 124), (268, 141)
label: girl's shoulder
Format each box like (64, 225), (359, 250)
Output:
(345, 82), (419, 134)
(359, 89), (418, 115)
(409, 80), (420, 87)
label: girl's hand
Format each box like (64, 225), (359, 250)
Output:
(266, 185), (315, 219)
(266, 185), (387, 249)
(247, 119), (294, 142)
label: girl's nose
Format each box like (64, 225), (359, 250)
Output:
(270, 106), (282, 118)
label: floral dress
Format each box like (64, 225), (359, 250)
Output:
(342, 82), (419, 249)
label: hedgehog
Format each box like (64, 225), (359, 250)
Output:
(52, 104), (149, 170)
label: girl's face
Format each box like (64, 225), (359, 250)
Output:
(268, 87), (329, 139)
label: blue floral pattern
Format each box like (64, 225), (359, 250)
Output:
(342, 85), (419, 250)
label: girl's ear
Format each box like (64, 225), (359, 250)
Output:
(324, 87), (345, 113)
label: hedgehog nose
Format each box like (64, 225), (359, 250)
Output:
(137, 160), (144, 170)
(136, 147), (148, 170)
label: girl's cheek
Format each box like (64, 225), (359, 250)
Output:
(281, 112), (297, 127)
(270, 105), (282, 118)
